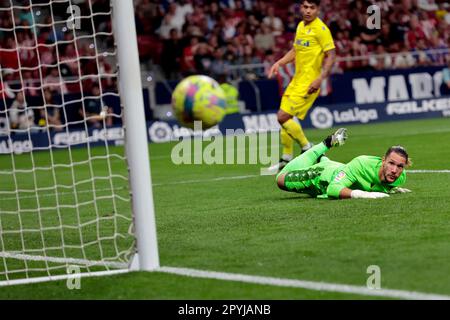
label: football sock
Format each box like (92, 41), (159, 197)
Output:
(280, 128), (294, 159)
(323, 135), (333, 148)
(277, 142), (329, 175)
(281, 119), (309, 149)
(313, 142), (329, 157)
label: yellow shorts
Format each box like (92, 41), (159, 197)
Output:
(280, 91), (320, 120)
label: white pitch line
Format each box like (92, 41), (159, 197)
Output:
(158, 266), (450, 300)
(0, 269), (129, 287)
(152, 174), (261, 186)
(146, 169), (450, 187)
(0, 175), (262, 202)
(407, 170), (450, 173)
(1, 253), (448, 299)
(0, 251), (128, 269)
(0, 187), (126, 202)
(1, 170), (449, 202)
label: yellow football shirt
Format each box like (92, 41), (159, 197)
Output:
(284, 17), (335, 97)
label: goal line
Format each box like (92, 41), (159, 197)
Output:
(1, 253), (448, 300)
(0, 251), (128, 269)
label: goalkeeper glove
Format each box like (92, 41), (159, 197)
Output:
(350, 190), (390, 199)
(389, 187), (412, 194)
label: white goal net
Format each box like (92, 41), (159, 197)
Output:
(0, 0), (157, 285)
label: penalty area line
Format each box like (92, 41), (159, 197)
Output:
(0, 175), (262, 202)
(158, 266), (450, 300)
(407, 169), (450, 173)
(1, 170), (448, 202)
(152, 174), (261, 186)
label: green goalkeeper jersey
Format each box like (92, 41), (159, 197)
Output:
(280, 141), (408, 199)
(285, 155), (407, 198)
(324, 155), (407, 198)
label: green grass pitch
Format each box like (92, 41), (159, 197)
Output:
(0, 117), (449, 299)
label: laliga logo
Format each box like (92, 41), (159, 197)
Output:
(148, 121), (222, 143)
(310, 107), (334, 129)
(310, 106), (378, 129)
(148, 122), (173, 143)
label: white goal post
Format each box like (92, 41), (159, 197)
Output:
(0, 0), (159, 286)
(111, 0), (159, 271)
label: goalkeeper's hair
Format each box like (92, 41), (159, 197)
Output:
(385, 146), (412, 166)
(301, 0), (321, 5)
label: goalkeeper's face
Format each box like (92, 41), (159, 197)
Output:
(380, 152), (407, 183)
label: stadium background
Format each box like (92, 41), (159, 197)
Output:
(1, 0), (449, 138)
(0, 0), (450, 300)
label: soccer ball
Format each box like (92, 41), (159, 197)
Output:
(172, 75), (227, 129)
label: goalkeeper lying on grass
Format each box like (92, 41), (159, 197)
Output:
(276, 128), (412, 199)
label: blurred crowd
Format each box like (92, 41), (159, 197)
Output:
(135, 0), (450, 80)
(0, 0), (116, 131)
(1, 0), (450, 131)
(0, 0), (115, 90)
(2, 0), (449, 84)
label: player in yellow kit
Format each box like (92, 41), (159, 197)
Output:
(268, 0), (336, 172)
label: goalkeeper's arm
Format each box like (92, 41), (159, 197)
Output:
(347, 189), (389, 199)
(329, 186), (390, 199)
(335, 187), (411, 199)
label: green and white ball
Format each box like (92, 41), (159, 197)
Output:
(172, 75), (226, 130)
